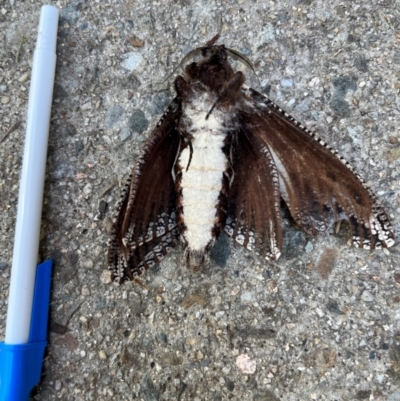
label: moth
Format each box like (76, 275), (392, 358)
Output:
(108, 35), (395, 284)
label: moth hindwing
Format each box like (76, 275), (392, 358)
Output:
(108, 35), (395, 284)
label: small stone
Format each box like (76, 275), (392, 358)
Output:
(99, 350), (107, 360)
(82, 259), (94, 269)
(70, 241), (79, 251)
(355, 53), (368, 72)
(0, 261), (8, 270)
(231, 287), (240, 296)
(18, 73), (30, 82)
(305, 241), (314, 253)
(253, 391), (279, 401)
(315, 10), (331, 22)
(156, 332), (168, 343)
(296, 99), (310, 113)
(330, 95), (352, 117)
(81, 102), (92, 110)
(128, 36), (144, 47)
(55, 380), (62, 391)
(1, 96), (10, 104)
(102, 135), (112, 145)
(368, 111), (379, 120)
(83, 183), (92, 195)
(255, 23), (275, 48)
(226, 378), (235, 391)
(186, 337), (197, 345)
(121, 52), (143, 71)
(354, 390), (372, 400)
(173, 284), (182, 292)
(332, 75), (358, 95)
(104, 105), (125, 129)
(236, 354), (256, 374)
(215, 311), (225, 318)
(222, 365), (231, 374)
(146, 92), (171, 115)
(286, 97), (295, 106)
(386, 148), (400, 162)
(100, 270), (112, 284)
(368, 34), (379, 43)
(75, 140), (84, 153)
(240, 291), (253, 302)
(81, 285), (91, 296)
(262, 307), (274, 315)
(361, 290), (374, 302)
(262, 269), (271, 279)
(128, 109), (149, 134)
(119, 127), (132, 142)
(196, 350), (204, 360)
(280, 78), (293, 88)
(310, 110), (321, 120)
(326, 300), (344, 315)
(283, 230), (307, 259)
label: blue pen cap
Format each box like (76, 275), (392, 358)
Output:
(0, 259), (52, 401)
(0, 341), (47, 400)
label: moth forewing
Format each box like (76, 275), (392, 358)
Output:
(108, 37), (395, 284)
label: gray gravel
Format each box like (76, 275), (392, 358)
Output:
(1, 1), (400, 400)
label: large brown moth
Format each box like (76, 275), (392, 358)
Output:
(108, 35), (395, 284)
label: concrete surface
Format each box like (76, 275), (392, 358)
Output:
(1, 0), (400, 400)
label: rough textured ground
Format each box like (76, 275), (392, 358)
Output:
(1, 0), (400, 400)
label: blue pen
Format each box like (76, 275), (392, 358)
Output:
(0, 5), (59, 400)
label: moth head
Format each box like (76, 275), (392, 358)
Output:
(182, 48), (233, 94)
(179, 37), (255, 92)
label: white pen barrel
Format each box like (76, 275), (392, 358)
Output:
(5, 5), (59, 344)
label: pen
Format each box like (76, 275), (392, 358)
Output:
(0, 5), (59, 400)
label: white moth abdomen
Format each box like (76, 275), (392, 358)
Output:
(177, 95), (229, 266)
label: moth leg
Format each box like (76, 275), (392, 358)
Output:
(206, 71), (245, 119)
(171, 137), (182, 183)
(133, 277), (148, 290)
(335, 220), (342, 234)
(186, 139), (193, 171)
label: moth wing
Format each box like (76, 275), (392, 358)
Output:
(242, 87), (394, 250)
(108, 99), (182, 283)
(224, 126), (283, 260)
